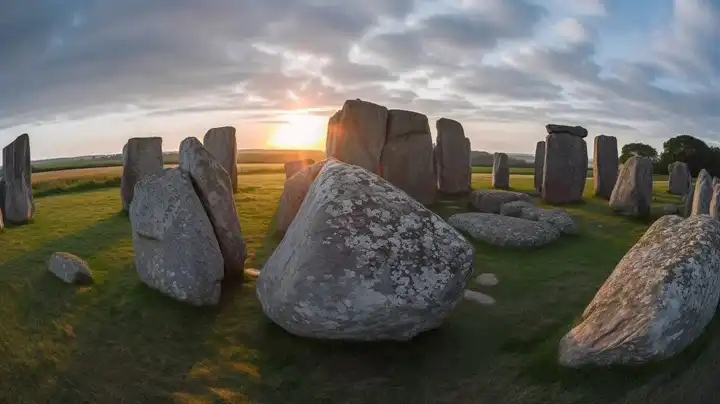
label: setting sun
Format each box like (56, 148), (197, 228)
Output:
(267, 113), (327, 149)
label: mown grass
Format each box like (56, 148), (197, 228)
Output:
(4, 172), (717, 404)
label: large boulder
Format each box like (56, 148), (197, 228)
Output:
(121, 137), (163, 212)
(2, 134), (34, 224)
(546, 124), (588, 138)
(593, 135), (618, 199)
(609, 156), (653, 217)
(379, 110), (436, 205)
(179, 137), (247, 279)
(130, 168), (224, 306)
(448, 213), (561, 248)
(436, 118), (471, 195)
(469, 189), (533, 214)
(257, 159), (475, 341)
(284, 159), (315, 179)
(691, 169), (713, 216)
(534, 141), (545, 192)
(202, 127), (238, 193)
(558, 215), (720, 367)
(542, 132), (588, 204)
(668, 162), (692, 195)
(492, 152), (509, 190)
(325, 99), (388, 174)
(47, 252), (93, 285)
(276, 160), (328, 233)
(500, 201), (579, 235)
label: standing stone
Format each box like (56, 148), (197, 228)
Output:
(534, 141), (545, 192)
(258, 159), (475, 341)
(714, 177), (720, 189)
(130, 168), (224, 306)
(2, 133), (34, 223)
(492, 153), (509, 190)
(668, 162), (691, 195)
(542, 133), (588, 204)
(436, 118), (471, 195)
(546, 124), (588, 138)
(379, 110), (436, 205)
(684, 184), (695, 217)
(609, 156), (653, 217)
(121, 137), (163, 212)
(593, 135), (619, 199)
(559, 215), (720, 367)
(179, 137), (247, 279)
(284, 159), (314, 179)
(0, 176), (6, 218)
(325, 99), (388, 174)
(710, 184), (720, 219)
(276, 160), (328, 233)
(691, 169), (713, 216)
(203, 127), (238, 193)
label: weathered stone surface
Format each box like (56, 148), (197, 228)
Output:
(684, 184), (695, 217)
(436, 118), (471, 195)
(466, 138), (472, 190)
(202, 127), (238, 193)
(48, 252), (93, 285)
(542, 133), (588, 204)
(558, 215), (720, 367)
(691, 169), (713, 216)
(257, 159), (475, 341)
(179, 137), (247, 279)
(710, 184), (720, 219)
(715, 177), (720, 189)
(499, 200), (536, 219)
(2, 134), (34, 224)
(121, 137), (163, 212)
(663, 204), (680, 215)
(546, 124), (588, 138)
(448, 213), (561, 248)
(593, 135), (618, 199)
(130, 168), (224, 306)
(492, 153), (509, 190)
(0, 176), (6, 218)
(276, 160), (328, 233)
(325, 99), (388, 174)
(379, 110), (436, 205)
(609, 156), (653, 217)
(534, 141), (545, 192)
(284, 159), (315, 179)
(501, 201), (579, 235)
(668, 162), (692, 195)
(470, 189), (533, 214)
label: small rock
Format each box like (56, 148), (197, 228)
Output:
(244, 268), (260, 278)
(48, 252), (93, 285)
(663, 204), (680, 215)
(464, 290), (496, 305)
(475, 273), (498, 286)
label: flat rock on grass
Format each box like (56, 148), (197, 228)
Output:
(470, 189), (534, 214)
(448, 213), (560, 248)
(48, 252), (93, 285)
(464, 290), (496, 305)
(475, 273), (498, 286)
(501, 201), (579, 235)
(559, 215), (720, 367)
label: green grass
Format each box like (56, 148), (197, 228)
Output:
(3, 172), (712, 404)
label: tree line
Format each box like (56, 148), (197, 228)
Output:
(620, 135), (720, 177)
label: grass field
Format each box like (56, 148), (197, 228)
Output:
(5, 170), (718, 404)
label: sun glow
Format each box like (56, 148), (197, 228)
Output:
(267, 113), (327, 149)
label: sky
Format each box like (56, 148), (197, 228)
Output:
(0, 0), (718, 161)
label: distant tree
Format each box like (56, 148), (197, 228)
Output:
(620, 143), (658, 164)
(657, 135), (712, 176)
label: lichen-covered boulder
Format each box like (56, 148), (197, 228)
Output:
(668, 162), (691, 195)
(448, 213), (560, 248)
(691, 169), (713, 216)
(492, 153), (509, 190)
(436, 118), (471, 195)
(559, 215), (720, 367)
(534, 141), (545, 192)
(203, 126), (238, 192)
(47, 252), (93, 285)
(3, 133), (34, 223)
(609, 156), (653, 217)
(284, 159), (315, 179)
(257, 159), (475, 341)
(542, 132), (587, 204)
(121, 137), (163, 211)
(501, 201), (579, 235)
(179, 137), (247, 279)
(325, 99), (388, 174)
(130, 168), (224, 306)
(470, 189), (533, 214)
(275, 160), (328, 233)
(593, 135), (618, 199)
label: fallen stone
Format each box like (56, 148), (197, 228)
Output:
(284, 159), (315, 179)
(448, 213), (561, 248)
(436, 118), (471, 195)
(203, 127), (238, 193)
(668, 162), (691, 195)
(542, 133), (587, 204)
(276, 160), (328, 233)
(609, 156), (653, 217)
(546, 124), (588, 138)
(691, 169), (713, 216)
(501, 201), (579, 235)
(130, 168), (224, 306)
(593, 135), (618, 199)
(121, 137), (163, 212)
(492, 152), (509, 190)
(464, 290), (496, 305)
(257, 159), (475, 341)
(325, 99), (388, 174)
(470, 189), (533, 214)
(663, 204), (680, 215)
(2, 134), (34, 223)
(558, 215), (720, 367)
(475, 273), (498, 286)
(48, 252), (93, 285)
(534, 141), (545, 192)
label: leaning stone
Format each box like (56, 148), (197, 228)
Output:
(380, 110), (436, 205)
(2, 134), (34, 223)
(691, 169), (713, 216)
(668, 162), (692, 195)
(284, 159), (314, 179)
(203, 127), (238, 193)
(464, 290), (496, 305)
(121, 137), (163, 212)
(593, 135), (618, 199)
(179, 137), (247, 279)
(609, 156), (653, 217)
(325, 99), (388, 174)
(448, 213), (560, 248)
(436, 118), (472, 195)
(492, 153), (509, 190)
(48, 252), (93, 285)
(257, 159), (475, 341)
(276, 160), (328, 233)
(475, 273), (499, 286)
(130, 168), (224, 306)
(534, 141), (545, 192)
(558, 215), (720, 367)
(546, 124), (588, 138)
(542, 133), (587, 204)
(470, 189), (533, 214)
